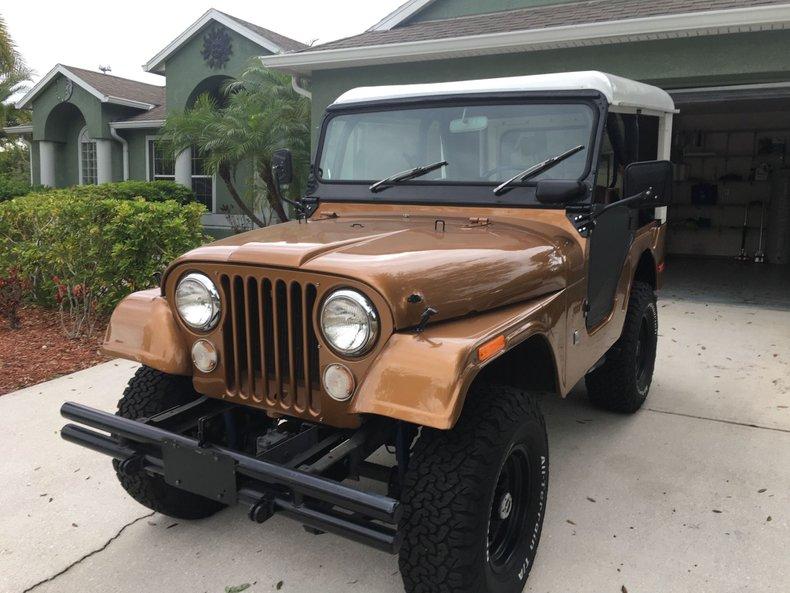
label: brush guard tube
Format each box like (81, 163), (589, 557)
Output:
(60, 402), (401, 553)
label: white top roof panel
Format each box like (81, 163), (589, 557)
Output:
(332, 71), (675, 113)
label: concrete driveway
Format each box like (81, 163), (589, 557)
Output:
(2, 265), (788, 593)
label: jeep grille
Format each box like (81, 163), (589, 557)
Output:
(220, 272), (321, 415)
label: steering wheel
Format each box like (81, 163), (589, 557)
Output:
(481, 165), (525, 180)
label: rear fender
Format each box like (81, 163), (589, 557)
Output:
(102, 289), (191, 375)
(351, 291), (565, 429)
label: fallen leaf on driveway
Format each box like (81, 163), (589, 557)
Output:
(225, 584), (250, 593)
(758, 488), (767, 493)
(586, 497), (596, 503)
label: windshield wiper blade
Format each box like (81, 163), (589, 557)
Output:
(369, 160), (448, 193)
(493, 145), (585, 196)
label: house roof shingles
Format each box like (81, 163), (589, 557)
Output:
(63, 65), (165, 106)
(217, 11), (308, 52)
(302, 0), (787, 52)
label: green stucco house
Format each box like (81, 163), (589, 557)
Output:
(259, 0), (790, 263)
(5, 9), (305, 234)
(6, 1), (790, 261)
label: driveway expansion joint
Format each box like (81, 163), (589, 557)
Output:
(20, 512), (155, 593)
(647, 407), (790, 434)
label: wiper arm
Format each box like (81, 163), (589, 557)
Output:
(369, 160), (448, 193)
(493, 145), (585, 196)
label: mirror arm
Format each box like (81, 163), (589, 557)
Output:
(272, 165), (307, 218)
(571, 187), (660, 235)
(598, 187), (658, 215)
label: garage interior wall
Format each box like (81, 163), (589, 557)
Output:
(669, 98), (790, 265)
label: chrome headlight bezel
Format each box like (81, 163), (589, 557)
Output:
(174, 272), (221, 332)
(320, 289), (379, 357)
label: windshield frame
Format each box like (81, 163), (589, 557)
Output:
(309, 90), (608, 209)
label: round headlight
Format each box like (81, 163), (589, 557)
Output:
(175, 273), (221, 331)
(320, 289), (379, 356)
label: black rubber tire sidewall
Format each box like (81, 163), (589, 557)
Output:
(113, 366), (225, 520)
(398, 384), (549, 593)
(586, 281), (658, 413)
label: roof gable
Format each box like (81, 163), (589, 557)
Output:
(144, 8), (307, 74)
(16, 64), (164, 110)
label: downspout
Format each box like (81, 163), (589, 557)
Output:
(291, 75), (311, 99)
(109, 125), (129, 180)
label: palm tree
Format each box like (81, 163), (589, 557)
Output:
(0, 14), (32, 130)
(161, 61), (310, 227)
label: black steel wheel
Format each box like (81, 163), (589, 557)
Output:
(399, 383), (549, 593)
(488, 445), (531, 573)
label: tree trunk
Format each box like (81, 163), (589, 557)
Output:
(217, 165), (267, 228)
(258, 158), (290, 224)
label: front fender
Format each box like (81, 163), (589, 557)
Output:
(351, 291), (565, 429)
(102, 289), (191, 375)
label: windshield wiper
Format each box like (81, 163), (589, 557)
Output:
(493, 145), (585, 196)
(369, 160), (448, 193)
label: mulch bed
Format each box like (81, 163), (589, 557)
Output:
(0, 306), (108, 395)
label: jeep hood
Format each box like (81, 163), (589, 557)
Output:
(170, 214), (571, 329)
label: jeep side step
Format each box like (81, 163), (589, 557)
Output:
(60, 402), (401, 553)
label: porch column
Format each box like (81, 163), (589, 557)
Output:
(39, 141), (56, 187)
(95, 139), (113, 184)
(175, 148), (192, 188)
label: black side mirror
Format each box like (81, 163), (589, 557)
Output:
(535, 180), (587, 205)
(272, 148), (293, 185)
(623, 160), (672, 207)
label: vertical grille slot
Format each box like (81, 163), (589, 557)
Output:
(305, 284), (320, 415)
(221, 271), (320, 415)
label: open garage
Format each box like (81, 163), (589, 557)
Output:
(663, 85), (790, 308)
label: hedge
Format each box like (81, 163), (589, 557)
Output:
(27, 180), (196, 204)
(0, 193), (207, 314)
(0, 177), (39, 202)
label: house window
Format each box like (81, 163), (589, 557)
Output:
(147, 138), (175, 181)
(79, 128), (97, 185)
(191, 149), (214, 211)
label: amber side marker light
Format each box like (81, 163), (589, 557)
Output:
(478, 335), (506, 362)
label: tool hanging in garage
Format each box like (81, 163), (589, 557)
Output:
(754, 199), (767, 263)
(736, 202), (752, 261)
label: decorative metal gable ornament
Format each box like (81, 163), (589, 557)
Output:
(201, 26), (233, 70)
(57, 78), (74, 103)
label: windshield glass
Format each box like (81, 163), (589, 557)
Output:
(318, 102), (595, 186)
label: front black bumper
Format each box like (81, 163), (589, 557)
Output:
(60, 401), (401, 552)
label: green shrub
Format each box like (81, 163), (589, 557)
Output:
(0, 193), (207, 334)
(30, 180), (196, 204)
(0, 177), (36, 202)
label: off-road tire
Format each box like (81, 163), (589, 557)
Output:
(112, 366), (225, 519)
(586, 281), (658, 413)
(398, 384), (549, 593)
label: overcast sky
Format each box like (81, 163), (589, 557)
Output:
(3, 0), (406, 86)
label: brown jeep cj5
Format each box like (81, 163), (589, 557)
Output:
(62, 71), (674, 593)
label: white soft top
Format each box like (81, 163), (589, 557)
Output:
(333, 71), (675, 113)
